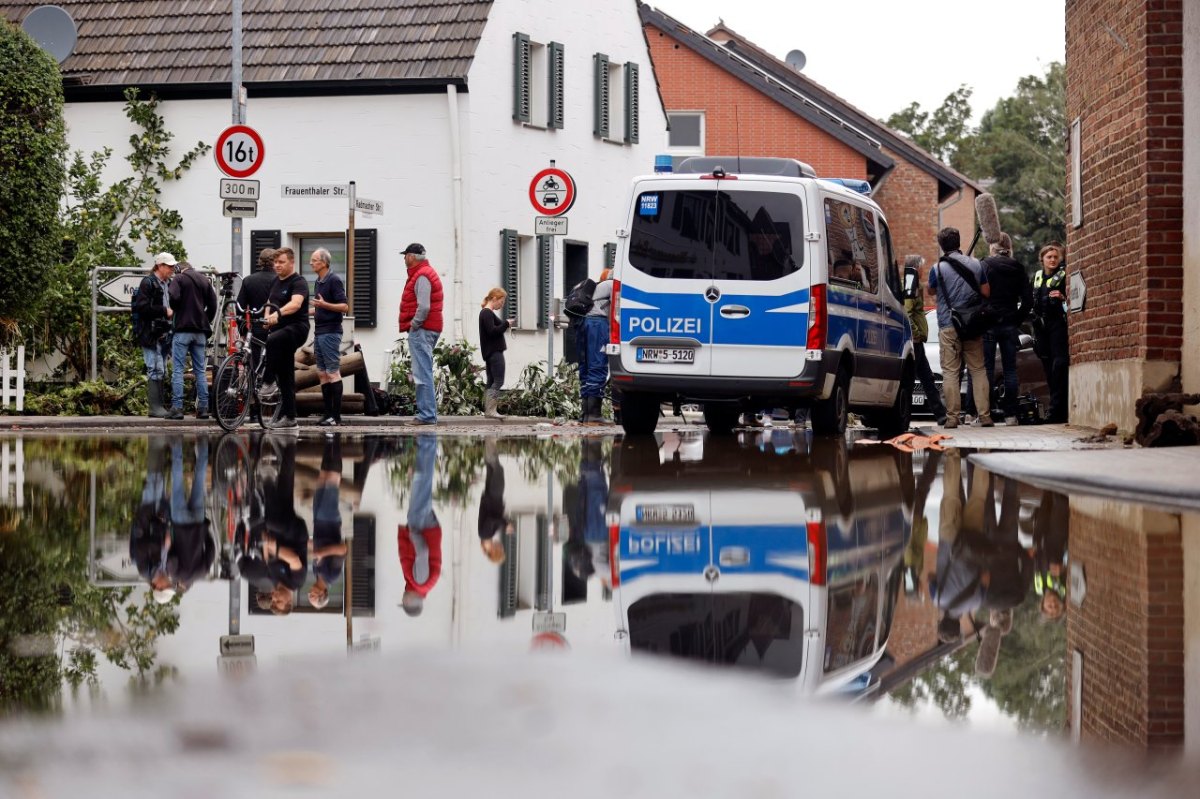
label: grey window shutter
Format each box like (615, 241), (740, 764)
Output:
(548, 41), (565, 129)
(350, 228), (377, 329)
(513, 32), (531, 123)
(249, 229), (280, 272)
(500, 228), (519, 323)
(604, 242), (617, 271)
(624, 62), (640, 144)
(537, 235), (552, 329)
(593, 52), (610, 138)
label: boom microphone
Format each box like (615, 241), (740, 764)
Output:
(975, 192), (1003, 247)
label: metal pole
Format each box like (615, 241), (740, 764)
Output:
(547, 160), (556, 377)
(90, 268), (97, 381)
(231, 0), (244, 279)
(345, 542), (353, 648)
(228, 573), (240, 635)
(347, 181), (356, 316)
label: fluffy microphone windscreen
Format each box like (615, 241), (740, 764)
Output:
(975, 193), (1003, 246)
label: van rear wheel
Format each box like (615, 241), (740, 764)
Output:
(619, 392), (660, 436)
(703, 405), (739, 435)
(864, 361), (914, 438)
(811, 368), (849, 437)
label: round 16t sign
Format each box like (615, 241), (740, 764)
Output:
(528, 167), (575, 217)
(215, 125), (265, 179)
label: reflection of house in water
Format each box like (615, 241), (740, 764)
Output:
(1066, 499), (1193, 748)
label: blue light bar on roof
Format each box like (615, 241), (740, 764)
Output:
(819, 178), (872, 196)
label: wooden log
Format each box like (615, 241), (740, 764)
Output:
(294, 351), (366, 391)
(1134, 392), (1200, 446)
(295, 392), (365, 415)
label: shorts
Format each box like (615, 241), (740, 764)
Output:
(314, 332), (342, 374)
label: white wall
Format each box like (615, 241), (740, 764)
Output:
(460, 0), (668, 372)
(60, 0), (668, 384)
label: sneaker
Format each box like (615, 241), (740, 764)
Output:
(407, 418), (437, 426)
(267, 416), (298, 430)
(943, 416), (959, 429)
(259, 382), (280, 402)
(978, 416), (995, 427)
(318, 417), (339, 427)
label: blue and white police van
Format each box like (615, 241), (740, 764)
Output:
(606, 433), (909, 696)
(606, 156), (914, 437)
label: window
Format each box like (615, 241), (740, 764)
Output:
(514, 32), (564, 128)
(667, 112), (704, 154)
(1070, 117), (1082, 228)
(628, 189), (804, 281)
(291, 231), (378, 328)
(823, 198), (879, 293)
(594, 54), (638, 143)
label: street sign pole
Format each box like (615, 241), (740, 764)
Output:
(231, 0), (244, 281)
(547, 161), (555, 379)
(347, 181), (356, 316)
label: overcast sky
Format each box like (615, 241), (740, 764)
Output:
(647, 0), (1065, 124)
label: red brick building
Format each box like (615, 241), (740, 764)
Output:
(1065, 0), (1194, 430)
(640, 5), (979, 285)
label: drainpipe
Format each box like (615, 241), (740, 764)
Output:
(447, 84), (465, 340)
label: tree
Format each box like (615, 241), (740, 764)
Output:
(0, 22), (67, 343)
(31, 88), (210, 383)
(888, 65), (1067, 268)
(886, 85), (974, 167)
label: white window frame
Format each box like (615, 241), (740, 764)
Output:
(667, 111), (705, 155)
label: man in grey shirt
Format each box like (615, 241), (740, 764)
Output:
(928, 227), (992, 428)
(580, 269), (612, 424)
(397, 243), (444, 425)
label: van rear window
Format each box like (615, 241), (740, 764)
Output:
(629, 190), (804, 281)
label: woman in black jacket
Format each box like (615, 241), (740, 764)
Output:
(479, 288), (513, 417)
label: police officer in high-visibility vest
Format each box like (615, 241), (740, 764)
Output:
(1031, 243), (1069, 423)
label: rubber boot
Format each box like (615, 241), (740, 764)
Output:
(584, 396), (605, 425)
(484, 389), (502, 419)
(147, 379), (171, 419)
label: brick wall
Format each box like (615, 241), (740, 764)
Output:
(1066, 0), (1185, 365)
(1066, 499), (1184, 747)
(873, 152), (939, 281)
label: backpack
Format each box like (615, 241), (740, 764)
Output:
(563, 278), (597, 318)
(129, 279), (146, 343)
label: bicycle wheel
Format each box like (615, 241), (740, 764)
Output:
(214, 351), (252, 431)
(257, 365), (283, 429)
(213, 432), (251, 548)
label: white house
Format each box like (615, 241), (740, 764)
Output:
(3, 0), (668, 381)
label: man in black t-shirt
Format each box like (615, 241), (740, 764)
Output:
(261, 247), (310, 429)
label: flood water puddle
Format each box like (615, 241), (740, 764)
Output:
(0, 429), (1195, 755)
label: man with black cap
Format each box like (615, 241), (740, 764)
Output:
(397, 243), (444, 425)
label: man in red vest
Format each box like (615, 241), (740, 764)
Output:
(397, 243), (444, 424)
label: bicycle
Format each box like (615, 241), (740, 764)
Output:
(212, 303), (283, 431)
(212, 431), (284, 580)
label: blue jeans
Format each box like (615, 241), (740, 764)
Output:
(171, 331), (208, 410)
(579, 317), (609, 398)
(983, 325), (1020, 416)
(170, 438), (208, 526)
(142, 343), (168, 381)
(407, 434), (438, 531)
(409, 327), (439, 422)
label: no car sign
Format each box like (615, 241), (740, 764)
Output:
(529, 167), (576, 216)
(215, 125), (265, 179)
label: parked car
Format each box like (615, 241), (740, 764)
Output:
(912, 309), (1048, 420)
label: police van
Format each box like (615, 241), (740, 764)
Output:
(606, 157), (914, 436)
(606, 433), (909, 696)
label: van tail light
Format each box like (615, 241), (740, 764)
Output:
(806, 284), (827, 351)
(610, 280), (622, 345)
(609, 524), (621, 587)
(807, 519), (827, 586)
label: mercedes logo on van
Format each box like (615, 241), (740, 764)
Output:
(704, 286), (721, 303)
(704, 565), (720, 583)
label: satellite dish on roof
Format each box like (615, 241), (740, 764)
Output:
(22, 5), (78, 64)
(785, 49), (807, 72)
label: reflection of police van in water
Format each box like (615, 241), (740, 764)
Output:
(607, 157), (914, 438)
(607, 433), (910, 696)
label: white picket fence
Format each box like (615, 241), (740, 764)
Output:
(1, 439), (23, 509)
(1, 346), (25, 412)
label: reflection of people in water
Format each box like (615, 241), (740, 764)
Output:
(130, 437), (173, 601)
(478, 440), (512, 564)
(904, 449), (942, 599)
(238, 437), (308, 615)
(309, 435), (348, 609)
(930, 453), (1031, 646)
(166, 437), (217, 598)
(398, 435), (442, 616)
(565, 439), (609, 583)
(1032, 489), (1069, 622)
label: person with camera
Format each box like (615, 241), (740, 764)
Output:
(928, 227), (992, 428)
(133, 253), (178, 419)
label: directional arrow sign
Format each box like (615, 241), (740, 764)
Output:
(222, 199), (258, 218)
(98, 274), (143, 306)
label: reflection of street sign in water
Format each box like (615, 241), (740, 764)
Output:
(532, 612), (566, 634)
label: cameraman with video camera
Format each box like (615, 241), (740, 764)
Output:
(133, 253), (178, 419)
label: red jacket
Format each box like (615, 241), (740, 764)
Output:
(398, 261), (444, 333)
(398, 525), (443, 598)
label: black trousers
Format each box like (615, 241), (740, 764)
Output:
(484, 351), (506, 392)
(267, 324), (308, 419)
(1037, 318), (1070, 422)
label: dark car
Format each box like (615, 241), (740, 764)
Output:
(912, 310), (1048, 421)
